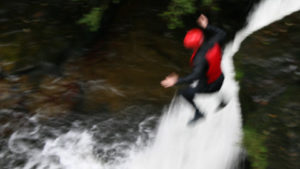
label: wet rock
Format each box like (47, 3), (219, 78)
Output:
(24, 76), (82, 116)
(0, 69), (83, 117)
(267, 114), (277, 118)
(35, 103), (70, 117)
(236, 11), (300, 169)
(0, 82), (24, 110)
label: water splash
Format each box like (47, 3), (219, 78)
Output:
(23, 131), (103, 169)
(123, 1), (300, 169)
(123, 96), (242, 169)
(17, 0), (300, 169)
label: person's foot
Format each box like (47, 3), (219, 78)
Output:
(188, 110), (204, 125)
(216, 100), (228, 112)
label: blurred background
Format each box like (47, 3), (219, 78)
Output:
(0, 0), (299, 169)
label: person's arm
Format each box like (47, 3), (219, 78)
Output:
(176, 57), (207, 85)
(176, 66), (203, 85)
(197, 14), (226, 49)
(161, 55), (206, 87)
(204, 25), (226, 48)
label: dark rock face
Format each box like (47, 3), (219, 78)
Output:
(235, 11), (300, 169)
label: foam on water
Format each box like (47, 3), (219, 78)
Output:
(19, 0), (300, 168)
(23, 131), (104, 169)
(123, 1), (300, 169)
(122, 95), (242, 169)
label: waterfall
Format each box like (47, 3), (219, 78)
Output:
(19, 0), (300, 169)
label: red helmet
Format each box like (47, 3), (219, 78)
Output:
(183, 28), (204, 49)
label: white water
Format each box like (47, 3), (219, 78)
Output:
(20, 0), (300, 169)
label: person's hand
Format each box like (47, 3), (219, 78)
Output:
(197, 14), (208, 29)
(161, 73), (179, 88)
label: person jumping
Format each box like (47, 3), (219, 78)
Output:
(161, 14), (227, 124)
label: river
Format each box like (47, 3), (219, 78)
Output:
(0, 0), (299, 169)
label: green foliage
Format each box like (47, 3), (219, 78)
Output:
(78, 7), (105, 32)
(72, 0), (121, 4)
(160, 0), (197, 29)
(235, 69), (244, 80)
(161, 0), (218, 29)
(202, 0), (214, 5)
(243, 127), (268, 169)
(76, 0), (123, 31)
(112, 0), (120, 3)
(211, 5), (220, 11)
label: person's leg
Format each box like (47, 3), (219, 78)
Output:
(216, 98), (227, 111)
(204, 74), (224, 93)
(179, 87), (204, 122)
(178, 74), (226, 123)
(204, 74), (228, 111)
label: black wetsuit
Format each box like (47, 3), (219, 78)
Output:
(176, 25), (226, 118)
